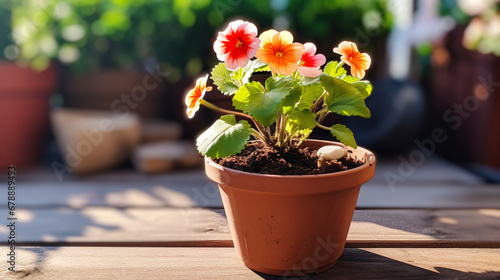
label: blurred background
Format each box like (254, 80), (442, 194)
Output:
(0, 0), (499, 182)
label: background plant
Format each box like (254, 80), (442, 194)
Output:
(5, 0), (391, 76)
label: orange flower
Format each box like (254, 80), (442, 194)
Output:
(255, 30), (305, 75)
(185, 75), (212, 118)
(333, 41), (371, 79)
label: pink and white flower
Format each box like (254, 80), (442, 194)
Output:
(298, 43), (326, 77)
(213, 20), (261, 70)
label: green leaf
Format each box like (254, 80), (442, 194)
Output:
(330, 124), (357, 148)
(211, 60), (267, 96)
(324, 61), (347, 77)
(320, 75), (357, 104)
(196, 115), (252, 158)
(231, 68), (243, 81)
(329, 94), (371, 118)
(254, 61), (270, 72)
(341, 76), (372, 99)
(281, 84), (323, 114)
(233, 81), (292, 127)
(240, 59), (267, 83)
(297, 84), (324, 111)
(211, 63), (240, 95)
(300, 75), (321, 86)
(285, 110), (317, 134)
(342, 76), (360, 83)
(352, 81), (372, 98)
(281, 86), (302, 114)
(265, 76), (294, 92)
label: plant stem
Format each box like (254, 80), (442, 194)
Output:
(252, 129), (271, 146)
(200, 99), (269, 144)
(312, 90), (327, 113)
(316, 122), (331, 130)
(318, 110), (330, 123)
(277, 114), (288, 148)
(275, 113), (281, 142)
(265, 127), (273, 143)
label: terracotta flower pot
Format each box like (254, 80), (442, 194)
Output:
(0, 62), (57, 168)
(205, 140), (376, 276)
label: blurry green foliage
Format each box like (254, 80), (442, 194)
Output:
(5, 0), (391, 75)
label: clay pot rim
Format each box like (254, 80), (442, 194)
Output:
(205, 140), (376, 194)
(206, 139), (375, 178)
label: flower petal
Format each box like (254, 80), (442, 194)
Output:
(225, 54), (250, 70)
(299, 66), (322, 77)
(259, 29), (278, 46)
(291, 43), (305, 61)
(351, 67), (365, 79)
(278, 31), (294, 45)
(313, 53), (327, 67)
(243, 22), (258, 38)
(247, 38), (260, 59)
(185, 75), (208, 118)
(303, 42), (317, 55)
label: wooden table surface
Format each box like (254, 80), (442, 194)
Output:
(1, 155), (500, 279)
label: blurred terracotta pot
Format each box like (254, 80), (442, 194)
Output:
(64, 69), (166, 118)
(51, 109), (141, 174)
(0, 62), (57, 168)
(205, 140), (376, 276)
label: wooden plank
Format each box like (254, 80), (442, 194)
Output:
(1, 247), (499, 279)
(13, 154), (484, 184)
(1, 208), (499, 247)
(2, 154), (495, 209)
(2, 179), (500, 209)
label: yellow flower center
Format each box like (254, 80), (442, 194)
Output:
(236, 40), (243, 48)
(299, 61), (305, 66)
(276, 52), (283, 57)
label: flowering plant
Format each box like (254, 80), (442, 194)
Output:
(186, 20), (372, 158)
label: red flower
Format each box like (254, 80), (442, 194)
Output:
(213, 20), (261, 70)
(298, 43), (326, 77)
(333, 41), (371, 79)
(185, 75), (211, 118)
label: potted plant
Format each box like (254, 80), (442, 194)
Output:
(10, 0), (172, 118)
(186, 20), (375, 276)
(0, 3), (57, 168)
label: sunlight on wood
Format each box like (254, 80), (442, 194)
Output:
(152, 185), (195, 207)
(438, 217), (458, 225)
(105, 189), (164, 207)
(478, 209), (500, 219)
(16, 209), (34, 223)
(65, 208), (228, 241)
(348, 222), (435, 240)
(0, 248), (39, 276)
(67, 193), (99, 208)
(42, 235), (58, 242)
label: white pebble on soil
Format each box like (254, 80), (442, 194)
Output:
(317, 145), (347, 161)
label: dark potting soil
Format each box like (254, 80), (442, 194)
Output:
(214, 142), (364, 175)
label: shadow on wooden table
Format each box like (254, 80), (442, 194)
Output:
(252, 248), (500, 279)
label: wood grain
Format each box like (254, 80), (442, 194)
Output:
(2, 180), (500, 209)
(1, 208), (499, 247)
(1, 247), (499, 280)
